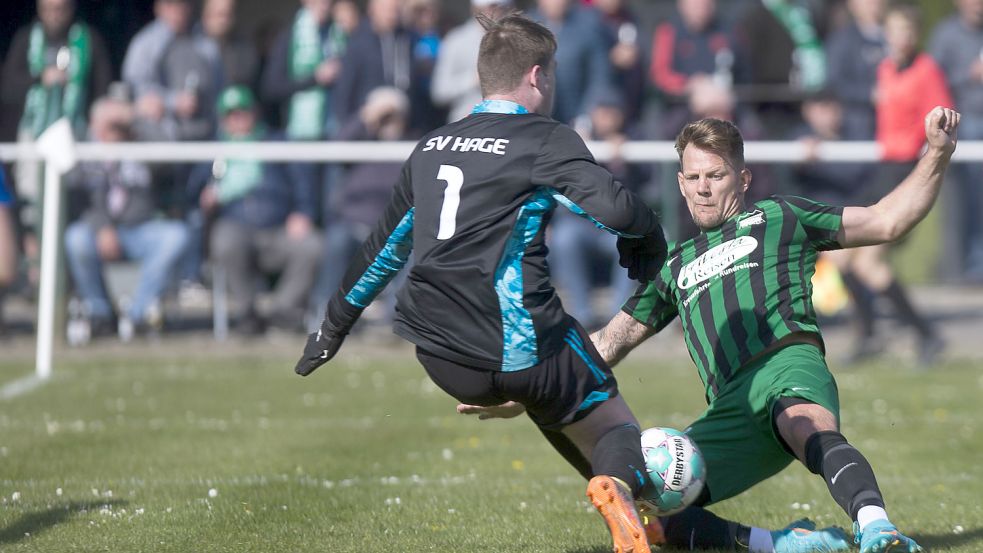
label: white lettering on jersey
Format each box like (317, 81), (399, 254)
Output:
(423, 135), (510, 156)
(492, 139), (508, 155)
(737, 210), (765, 229)
(677, 236), (759, 290)
(422, 136), (453, 152)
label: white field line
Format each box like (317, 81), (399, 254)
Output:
(0, 374), (47, 400)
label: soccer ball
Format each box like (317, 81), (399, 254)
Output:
(636, 427), (706, 516)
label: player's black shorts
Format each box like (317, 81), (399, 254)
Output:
(416, 321), (619, 430)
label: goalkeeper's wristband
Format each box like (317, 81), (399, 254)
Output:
(322, 292), (365, 337)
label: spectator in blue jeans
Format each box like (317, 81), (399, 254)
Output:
(64, 97), (189, 340)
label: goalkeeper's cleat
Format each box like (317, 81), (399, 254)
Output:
(771, 518), (850, 552)
(854, 520), (924, 553)
(587, 476), (651, 552)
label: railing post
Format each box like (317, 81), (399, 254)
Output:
(34, 120), (76, 380)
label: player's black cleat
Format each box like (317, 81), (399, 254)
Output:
(294, 328), (347, 376)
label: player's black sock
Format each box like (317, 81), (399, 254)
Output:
(805, 431), (885, 519)
(882, 280), (933, 339)
(539, 427), (593, 481)
(591, 423), (646, 497)
(661, 506), (750, 551)
(840, 271), (875, 338)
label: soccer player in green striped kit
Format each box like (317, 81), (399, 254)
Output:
(462, 107), (960, 552)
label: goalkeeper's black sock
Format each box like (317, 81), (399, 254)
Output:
(805, 431), (885, 520)
(591, 424), (646, 498)
(539, 427), (593, 481)
(882, 280), (934, 339)
(661, 506), (751, 551)
(840, 271), (875, 338)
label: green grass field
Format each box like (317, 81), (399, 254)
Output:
(1, 339), (981, 552)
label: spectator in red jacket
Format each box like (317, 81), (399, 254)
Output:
(831, 4), (951, 367)
(875, 10), (952, 162)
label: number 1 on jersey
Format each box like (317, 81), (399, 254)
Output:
(436, 164), (463, 240)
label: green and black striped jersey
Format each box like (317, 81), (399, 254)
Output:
(623, 196), (843, 403)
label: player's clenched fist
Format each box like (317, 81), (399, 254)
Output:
(924, 106), (960, 154)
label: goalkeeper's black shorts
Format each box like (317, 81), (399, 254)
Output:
(416, 320), (619, 430)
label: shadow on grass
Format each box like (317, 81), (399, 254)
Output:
(0, 499), (128, 545)
(914, 526), (983, 550)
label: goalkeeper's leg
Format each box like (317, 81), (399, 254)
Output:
(562, 395), (654, 551)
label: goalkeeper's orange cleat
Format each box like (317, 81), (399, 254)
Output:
(587, 475), (652, 552)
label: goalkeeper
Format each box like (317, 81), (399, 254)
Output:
(295, 12), (670, 553)
(462, 107), (959, 553)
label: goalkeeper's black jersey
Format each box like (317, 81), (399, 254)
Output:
(322, 100), (661, 371)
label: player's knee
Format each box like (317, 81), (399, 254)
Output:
(804, 430), (848, 475)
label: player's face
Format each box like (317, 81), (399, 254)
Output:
(678, 145), (750, 230)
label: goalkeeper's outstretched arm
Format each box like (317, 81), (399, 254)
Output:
(295, 164), (415, 376)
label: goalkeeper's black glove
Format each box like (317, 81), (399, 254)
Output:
(294, 297), (362, 376)
(294, 327), (347, 376)
(617, 226), (669, 282)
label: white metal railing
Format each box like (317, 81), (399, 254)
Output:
(4, 131), (981, 385)
(4, 139), (983, 163)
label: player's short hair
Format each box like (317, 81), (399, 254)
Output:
(476, 12), (557, 96)
(675, 118), (745, 169)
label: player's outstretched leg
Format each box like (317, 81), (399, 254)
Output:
(804, 431), (923, 553)
(853, 519), (924, 553)
(586, 475), (651, 552)
(770, 518), (850, 553)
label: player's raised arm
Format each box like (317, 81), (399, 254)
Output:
(530, 124), (668, 280)
(295, 164), (415, 376)
(838, 106), (959, 248)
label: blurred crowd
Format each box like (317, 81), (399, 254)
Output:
(0, 0), (980, 353)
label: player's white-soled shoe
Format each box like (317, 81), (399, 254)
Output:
(854, 519), (924, 553)
(586, 475), (653, 552)
(772, 518), (851, 553)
